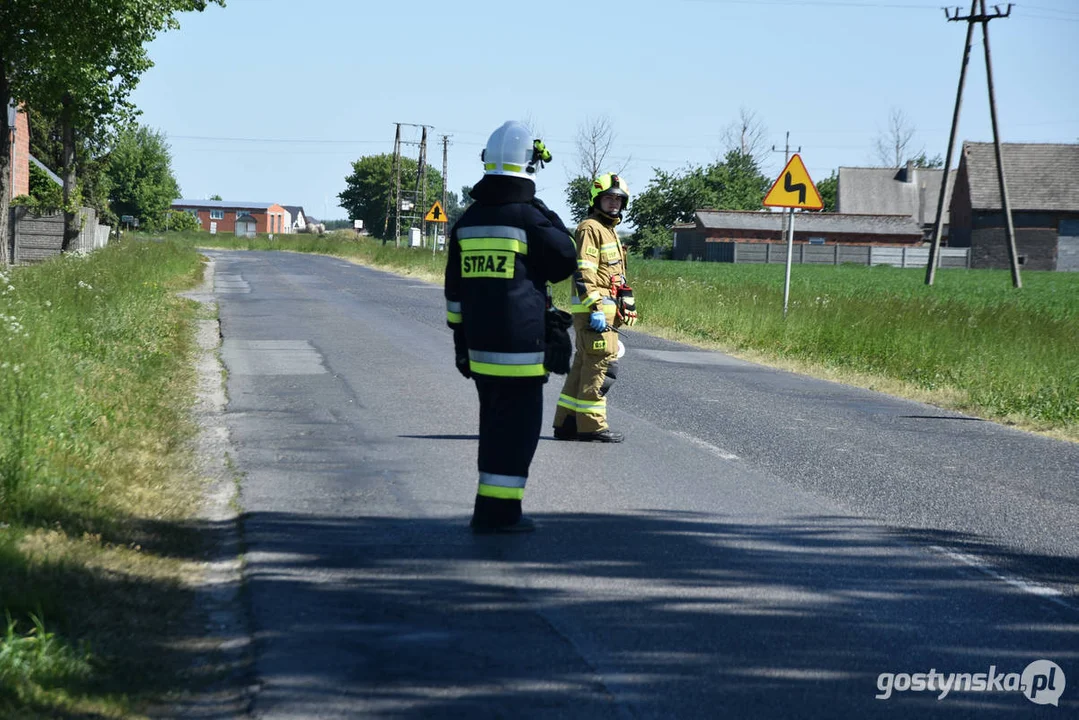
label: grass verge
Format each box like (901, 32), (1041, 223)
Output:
(0, 238), (211, 717)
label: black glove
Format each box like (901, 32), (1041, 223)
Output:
(544, 308), (573, 375)
(453, 329), (471, 379)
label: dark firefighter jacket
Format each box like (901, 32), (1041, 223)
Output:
(444, 175), (577, 379)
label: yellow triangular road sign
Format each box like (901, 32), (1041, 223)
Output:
(425, 201), (448, 223)
(762, 154), (823, 210)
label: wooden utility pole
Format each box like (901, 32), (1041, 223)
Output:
(417, 125), (428, 241)
(383, 123), (433, 248)
(979, 0), (1021, 288)
(926, 1), (1020, 288)
(440, 134), (450, 253)
(383, 123), (401, 246)
(771, 130), (799, 166)
(441, 135), (449, 221)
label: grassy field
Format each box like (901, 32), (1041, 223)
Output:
(630, 260), (1078, 433)
(189, 230), (1078, 438)
(0, 239), (209, 717)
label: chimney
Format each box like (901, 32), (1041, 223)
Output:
(905, 159), (915, 183)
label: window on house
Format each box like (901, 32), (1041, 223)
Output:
(1018, 255), (1026, 265)
(185, 209), (197, 218)
(210, 209), (224, 220)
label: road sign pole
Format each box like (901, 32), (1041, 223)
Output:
(783, 208), (795, 317)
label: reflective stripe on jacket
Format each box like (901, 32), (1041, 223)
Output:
(444, 176), (576, 379)
(572, 215), (626, 314)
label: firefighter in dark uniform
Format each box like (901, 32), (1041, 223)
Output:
(444, 120), (577, 533)
(552, 173), (637, 442)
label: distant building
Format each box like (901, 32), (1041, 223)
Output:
(283, 205), (307, 232)
(836, 162), (957, 242)
(171, 199), (289, 235)
(948, 142), (1079, 271)
(672, 209), (924, 260)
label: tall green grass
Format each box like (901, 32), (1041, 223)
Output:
(627, 260), (1078, 427)
(0, 238), (205, 716)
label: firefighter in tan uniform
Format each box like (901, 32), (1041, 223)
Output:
(553, 173), (637, 442)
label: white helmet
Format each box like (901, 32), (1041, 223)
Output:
(481, 120), (551, 182)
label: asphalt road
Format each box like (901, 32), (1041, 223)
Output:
(205, 249), (1078, 719)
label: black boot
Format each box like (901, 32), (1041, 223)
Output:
(470, 495), (535, 534)
(577, 428), (624, 443)
(553, 415), (578, 441)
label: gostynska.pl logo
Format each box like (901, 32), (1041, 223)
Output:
(876, 659), (1065, 706)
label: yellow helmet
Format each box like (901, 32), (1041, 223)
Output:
(589, 173), (630, 219)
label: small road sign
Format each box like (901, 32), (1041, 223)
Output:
(425, 201), (448, 223)
(763, 154), (823, 210)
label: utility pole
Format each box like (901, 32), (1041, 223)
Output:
(383, 123), (401, 247)
(383, 123), (433, 248)
(436, 134), (450, 255)
(771, 130), (799, 166)
(926, 1), (1019, 287)
(417, 125), (428, 243)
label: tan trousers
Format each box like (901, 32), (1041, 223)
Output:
(553, 314), (619, 434)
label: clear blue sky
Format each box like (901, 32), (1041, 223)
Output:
(131, 0), (1079, 225)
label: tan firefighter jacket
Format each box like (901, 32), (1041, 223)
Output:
(570, 215), (627, 326)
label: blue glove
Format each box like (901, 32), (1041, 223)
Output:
(589, 310), (607, 332)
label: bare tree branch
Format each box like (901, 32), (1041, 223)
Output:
(720, 107), (768, 162)
(874, 107), (921, 167)
(574, 115), (629, 179)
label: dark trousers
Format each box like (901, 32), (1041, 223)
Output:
(472, 378), (544, 526)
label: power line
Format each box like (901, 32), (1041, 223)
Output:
(167, 118), (1078, 150)
(170, 134), (386, 144)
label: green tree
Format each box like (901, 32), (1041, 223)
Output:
(105, 125), (181, 230)
(0, 0), (224, 261)
(705, 150), (770, 210)
(164, 208), (199, 232)
(338, 154), (445, 242)
(209, 194), (223, 201)
(625, 166), (713, 255)
(27, 106), (114, 224)
(908, 152), (944, 169)
(27, 162), (65, 210)
(816, 170), (838, 212)
(565, 175), (593, 224)
(623, 151), (768, 255)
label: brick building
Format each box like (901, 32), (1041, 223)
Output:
(6, 102), (30, 198)
(948, 142), (1079, 271)
(672, 210), (924, 261)
(171, 199), (289, 235)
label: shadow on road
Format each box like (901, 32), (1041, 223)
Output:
(222, 509), (1079, 718)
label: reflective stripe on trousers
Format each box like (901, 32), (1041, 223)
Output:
(468, 349), (546, 378)
(477, 472), (527, 500)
